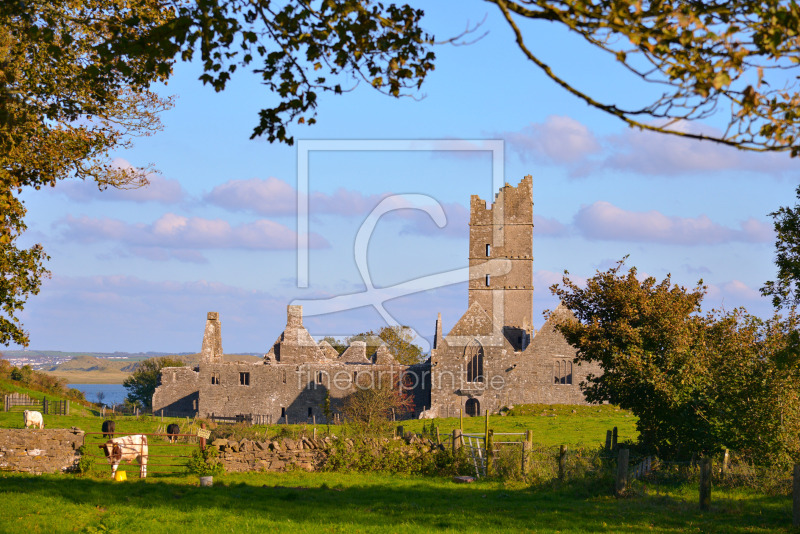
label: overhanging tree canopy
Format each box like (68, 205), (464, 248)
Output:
(489, 0), (800, 155)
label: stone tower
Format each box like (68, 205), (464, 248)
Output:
(467, 175), (533, 350)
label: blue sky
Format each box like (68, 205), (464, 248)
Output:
(9, 1), (797, 353)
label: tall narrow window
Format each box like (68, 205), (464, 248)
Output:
(318, 371), (324, 383)
(211, 372), (220, 385)
(239, 372), (250, 386)
(554, 360), (573, 385)
(485, 244), (491, 256)
(465, 340), (484, 383)
(281, 407), (286, 419)
(353, 371), (358, 385)
(308, 407), (313, 418)
(485, 274), (490, 287)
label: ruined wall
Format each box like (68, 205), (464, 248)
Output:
(0, 428), (84, 474)
(196, 361), (410, 423)
(153, 367), (200, 417)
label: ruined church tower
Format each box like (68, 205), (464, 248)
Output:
(467, 175), (534, 350)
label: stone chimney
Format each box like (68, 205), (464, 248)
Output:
(201, 311), (222, 361)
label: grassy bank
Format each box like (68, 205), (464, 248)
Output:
(0, 470), (790, 533)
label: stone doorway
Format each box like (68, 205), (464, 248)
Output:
(465, 398), (480, 417)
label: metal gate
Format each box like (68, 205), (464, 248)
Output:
(462, 433), (486, 478)
(83, 430), (199, 477)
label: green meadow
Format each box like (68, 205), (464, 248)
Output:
(0, 470), (791, 533)
(0, 379), (793, 532)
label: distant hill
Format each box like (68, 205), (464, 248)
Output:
(40, 353), (263, 384)
(1, 350), (195, 360)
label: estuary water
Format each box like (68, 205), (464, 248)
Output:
(68, 383), (128, 405)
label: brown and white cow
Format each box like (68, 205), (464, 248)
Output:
(99, 434), (148, 478)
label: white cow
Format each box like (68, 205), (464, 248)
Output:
(418, 407), (437, 419)
(23, 410), (44, 429)
(99, 435), (148, 478)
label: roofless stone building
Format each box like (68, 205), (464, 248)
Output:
(152, 176), (600, 421)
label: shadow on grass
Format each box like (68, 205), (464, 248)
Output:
(0, 472), (792, 533)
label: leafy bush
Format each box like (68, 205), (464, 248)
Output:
(322, 437), (470, 476)
(188, 446), (225, 477)
(76, 446), (95, 475)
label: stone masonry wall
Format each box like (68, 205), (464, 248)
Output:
(211, 436), (327, 472)
(0, 428), (84, 474)
(210, 435), (442, 473)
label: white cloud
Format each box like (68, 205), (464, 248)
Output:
(574, 201), (774, 245)
(55, 159), (186, 204)
(501, 116), (795, 177)
(504, 115), (600, 164)
(204, 177), (389, 216)
(56, 213), (329, 262)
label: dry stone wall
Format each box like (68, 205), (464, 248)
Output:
(210, 435), (442, 473)
(0, 428), (84, 474)
(211, 436), (327, 472)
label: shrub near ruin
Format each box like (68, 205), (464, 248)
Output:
(322, 436), (470, 476)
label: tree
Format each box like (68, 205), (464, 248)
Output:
(489, 0), (800, 155)
(347, 325), (424, 365)
(1, 0), (435, 346)
(762, 185), (800, 311)
(2, 1), (175, 346)
(551, 259), (800, 463)
(122, 356), (185, 410)
(342, 372), (414, 434)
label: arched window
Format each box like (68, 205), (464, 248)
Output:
(465, 340), (484, 383)
(554, 359), (573, 385)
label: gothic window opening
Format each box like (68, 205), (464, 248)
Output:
(239, 372), (250, 386)
(553, 360), (573, 385)
(465, 340), (484, 383)
(211, 372), (220, 385)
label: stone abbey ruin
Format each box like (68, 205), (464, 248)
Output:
(152, 176), (601, 421)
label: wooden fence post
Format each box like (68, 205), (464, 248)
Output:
(199, 422), (207, 451)
(558, 444), (567, 481)
(484, 410), (489, 442)
(459, 409), (463, 432)
(793, 464), (800, 527)
(700, 457), (712, 511)
(612, 426), (618, 451)
(605, 430), (612, 453)
(435, 426), (441, 445)
(486, 429), (494, 476)
(4, 395), (8, 413)
(522, 430), (532, 475)
(615, 448), (629, 497)
(453, 429), (462, 455)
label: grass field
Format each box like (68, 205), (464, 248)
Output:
(0, 470), (792, 533)
(3, 380), (790, 532)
